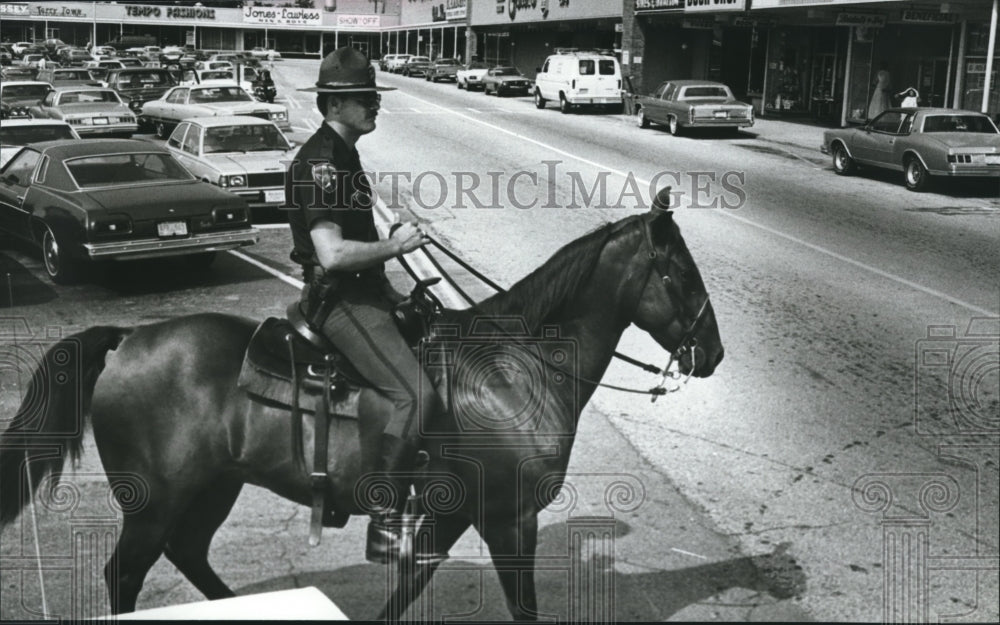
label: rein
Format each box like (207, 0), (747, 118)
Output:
(391, 220), (709, 400)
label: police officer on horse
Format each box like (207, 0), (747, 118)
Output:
(286, 47), (438, 563)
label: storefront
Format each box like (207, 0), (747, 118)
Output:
(382, 0), (467, 61)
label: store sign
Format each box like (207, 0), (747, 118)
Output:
(125, 4), (217, 20)
(499, 0), (568, 20)
(835, 12), (886, 28)
(446, 0), (467, 21)
(753, 0), (898, 8)
(243, 5), (322, 26)
(682, 17), (715, 29)
(685, 0), (746, 12)
(35, 5), (89, 18)
(337, 14), (380, 28)
(0, 3), (29, 16)
(732, 16), (777, 28)
(635, 0), (683, 11)
(901, 9), (954, 24)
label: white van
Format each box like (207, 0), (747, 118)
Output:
(533, 50), (623, 114)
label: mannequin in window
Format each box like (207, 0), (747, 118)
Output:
(868, 62), (891, 119)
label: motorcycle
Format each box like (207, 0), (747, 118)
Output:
(253, 83), (276, 103)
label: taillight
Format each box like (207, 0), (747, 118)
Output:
(572, 79), (576, 90)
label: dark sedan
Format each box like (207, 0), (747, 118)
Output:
(0, 139), (259, 283)
(482, 66), (533, 96)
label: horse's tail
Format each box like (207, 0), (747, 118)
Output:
(0, 326), (130, 527)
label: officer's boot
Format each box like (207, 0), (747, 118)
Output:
(365, 433), (416, 564)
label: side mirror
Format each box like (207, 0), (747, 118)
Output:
(2, 174), (20, 186)
(535, 67), (541, 73)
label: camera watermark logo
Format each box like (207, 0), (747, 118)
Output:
(914, 318), (999, 436)
(419, 317), (579, 435)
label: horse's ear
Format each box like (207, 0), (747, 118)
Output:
(650, 186), (676, 216)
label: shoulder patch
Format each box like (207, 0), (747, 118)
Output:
(311, 163), (339, 194)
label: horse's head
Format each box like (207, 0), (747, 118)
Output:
(626, 198), (724, 378)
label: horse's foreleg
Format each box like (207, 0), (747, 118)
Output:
(163, 478), (244, 600)
(482, 515), (540, 621)
(378, 514), (471, 621)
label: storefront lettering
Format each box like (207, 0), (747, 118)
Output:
(243, 6), (322, 26)
(635, 0), (684, 11)
(685, 0), (746, 11)
(835, 13), (886, 28)
(0, 3), (29, 17)
(34, 5), (87, 18)
(125, 5), (216, 20)
(504, 0), (567, 20)
(431, 0), (467, 22)
(901, 9), (953, 24)
(337, 14), (381, 28)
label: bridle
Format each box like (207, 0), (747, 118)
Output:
(390, 214), (712, 399)
(636, 212), (713, 400)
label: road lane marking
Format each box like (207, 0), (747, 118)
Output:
(229, 250), (304, 290)
(670, 548), (707, 560)
(392, 90), (1000, 317)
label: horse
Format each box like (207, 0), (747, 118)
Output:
(0, 208), (724, 619)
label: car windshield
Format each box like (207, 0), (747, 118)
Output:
(0, 124), (76, 145)
(58, 90), (121, 105)
(922, 114), (998, 134)
(201, 70), (233, 80)
(682, 86), (730, 98)
(436, 60), (459, 66)
(466, 61), (489, 69)
(190, 86), (252, 103)
(65, 152), (193, 187)
(494, 67), (521, 76)
(53, 71), (92, 80)
(2, 84), (50, 100)
(116, 72), (171, 88)
(203, 124), (289, 153)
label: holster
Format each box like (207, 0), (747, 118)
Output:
(303, 266), (341, 329)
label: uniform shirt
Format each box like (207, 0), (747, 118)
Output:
(285, 122), (382, 277)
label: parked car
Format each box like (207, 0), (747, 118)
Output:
(11, 42), (34, 57)
(0, 81), (53, 119)
(0, 119), (80, 168)
(482, 66), (533, 96)
(0, 139), (258, 283)
(0, 66), (38, 81)
(140, 83), (290, 138)
(195, 60), (235, 72)
(401, 56), (432, 78)
(60, 49), (94, 66)
(35, 67), (98, 86)
(633, 80), (753, 135)
(821, 107), (1000, 191)
(103, 67), (177, 113)
(20, 54), (48, 69)
(249, 47), (281, 60)
(386, 54), (412, 73)
(456, 60), (490, 91)
(380, 53), (402, 71)
(534, 50), (622, 113)
(117, 57), (145, 68)
(28, 86), (137, 138)
(426, 59), (461, 82)
(166, 115), (294, 214)
(83, 59), (127, 82)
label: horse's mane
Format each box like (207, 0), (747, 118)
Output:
(466, 217), (638, 333)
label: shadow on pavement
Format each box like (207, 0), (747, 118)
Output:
(236, 520), (806, 621)
(0, 252), (58, 307)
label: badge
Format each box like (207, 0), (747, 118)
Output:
(311, 163), (339, 194)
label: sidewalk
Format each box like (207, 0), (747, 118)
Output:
(748, 116), (832, 154)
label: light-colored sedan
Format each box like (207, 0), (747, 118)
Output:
(456, 61), (490, 91)
(166, 115), (294, 212)
(249, 47), (281, 60)
(821, 107), (1000, 191)
(29, 86), (138, 137)
(140, 83), (290, 138)
(0, 119), (80, 167)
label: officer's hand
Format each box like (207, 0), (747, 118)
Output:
(392, 222), (429, 254)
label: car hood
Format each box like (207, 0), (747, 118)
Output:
(56, 103), (132, 115)
(920, 132), (1000, 150)
(496, 76), (529, 82)
(205, 151), (291, 171)
(81, 180), (239, 215)
(4, 96), (45, 106)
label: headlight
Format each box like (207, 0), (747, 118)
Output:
(271, 111), (287, 121)
(90, 214), (132, 235)
(220, 174), (246, 188)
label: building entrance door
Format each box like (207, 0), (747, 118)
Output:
(916, 58), (949, 108)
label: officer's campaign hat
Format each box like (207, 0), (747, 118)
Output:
(299, 46), (395, 93)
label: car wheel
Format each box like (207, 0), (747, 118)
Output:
(457, 80), (464, 90)
(559, 94), (572, 114)
(41, 225), (81, 285)
(668, 116), (682, 136)
(155, 121), (169, 139)
(904, 156), (930, 192)
(534, 90), (546, 109)
(636, 107), (649, 128)
(832, 144), (856, 176)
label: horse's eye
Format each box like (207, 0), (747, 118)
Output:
(661, 275), (672, 285)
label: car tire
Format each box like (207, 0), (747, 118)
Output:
(559, 94), (572, 114)
(904, 156), (930, 192)
(832, 144), (856, 176)
(41, 224), (81, 285)
(534, 90), (546, 109)
(668, 116), (682, 136)
(155, 121), (169, 139)
(636, 107), (649, 128)
(457, 80), (464, 90)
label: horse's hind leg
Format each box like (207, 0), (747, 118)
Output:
(480, 515), (540, 621)
(163, 478), (244, 600)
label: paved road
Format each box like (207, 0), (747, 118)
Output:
(1, 59), (997, 621)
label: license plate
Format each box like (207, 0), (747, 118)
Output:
(93, 117), (109, 124)
(714, 111), (728, 118)
(986, 155), (1000, 165)
(264, 189), (285, 203)
(157, 220), (188, 237)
